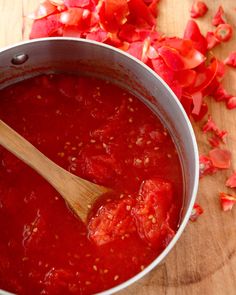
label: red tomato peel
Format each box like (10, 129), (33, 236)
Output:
(190, 1), (208, 19)
(206, 31), (220, 50)
(209, 148), (231, 169)
(226, 172), (236, 188)
(224, 51), (236, 68)
(190, 203), (203, 221)
(183, 20), (207, 54)
(220, 192), (236, 211)
(214, 24), (233, 42)
(212, 5), (226, 26)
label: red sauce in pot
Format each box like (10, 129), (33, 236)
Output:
(0, 74), (183, 295)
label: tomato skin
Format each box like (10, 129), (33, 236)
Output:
(226, 172), (236, 188)
(206, 31), (220, 50)
(190, 203), (203, 221)
(214, 24), (233, 42)
(220, 192), (236, 211)
(224, 51), (236, 68)
(183, 20), (207, 54)
(209, 148), (231, 169)
(212, 5), (226, 26)
(190, 1), (208, 19)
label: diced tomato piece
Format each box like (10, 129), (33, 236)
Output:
(98, 0), (129, 33)
(88, 198), (136, 246)
(28, 0), (59, 19)
(190, 1), (208, 19)
(30, 14), (63, 39)
(190, 203), (203, 221)
(206, 31), (220, 50)
(214, 23), (233, 42)
(212, 5), (226, 26)
(183, 20), (207, 54)
(220, 192), (236, 211)
(226, 171), (236, 188)
(132, 178), (174, 248)
(158, 46), (185, 71)
(209, 148), (231, 169)
(224, 51), (236, 68)
(199, 155), (218, 178)
(226, 96), (236, 109)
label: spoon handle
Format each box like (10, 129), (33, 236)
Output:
(0, 119), (69, 187)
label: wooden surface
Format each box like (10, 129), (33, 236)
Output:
(1, 0), (236, 294)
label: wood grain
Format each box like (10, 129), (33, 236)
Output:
(1, 0), (236, 294)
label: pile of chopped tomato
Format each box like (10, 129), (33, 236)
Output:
(29, 1), (236, 215)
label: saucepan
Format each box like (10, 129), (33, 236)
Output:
(0, 38), (199, 295)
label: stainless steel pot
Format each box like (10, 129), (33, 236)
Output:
(0, 38), (199, 295)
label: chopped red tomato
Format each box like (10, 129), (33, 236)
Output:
(190, 203), (203, 221)
(220, 192), (236, 211)
(190, 1), (208, 19)
(226, 172), (236, 188)
(209, 148), (231, 169)
(224, 51), (236, 68)
(98, 0), (129, 33)
(212, 5), (226, 26)
(88, 197), (136, 246)
(214, 23), (233, 42)
(226, 96), (236, 109)
(199, 155), (218, 178)
(183, 20), (207, 54)
(206, 31), (220, 50)
(132, 178), (174, 248)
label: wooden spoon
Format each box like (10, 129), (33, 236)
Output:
(0, 119), (110, 223)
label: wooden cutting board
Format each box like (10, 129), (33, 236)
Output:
(1, 1), (236, 294)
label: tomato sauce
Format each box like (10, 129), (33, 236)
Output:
(0, 74), (183, 295)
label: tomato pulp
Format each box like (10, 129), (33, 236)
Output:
(0, 74), (183, 295)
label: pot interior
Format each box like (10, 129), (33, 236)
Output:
(0, 38), (198, 295)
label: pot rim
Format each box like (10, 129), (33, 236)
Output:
(0, 37), (199, 295)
